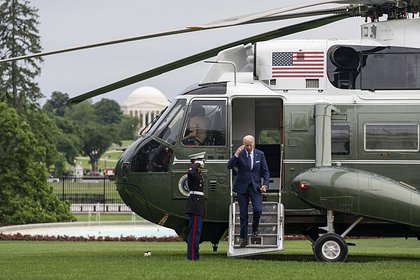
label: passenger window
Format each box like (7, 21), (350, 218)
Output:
(327, 45), (420, 90)
(332, 124), (350, 155)
(361, 53), (420, 90)
(182, 100), (226, 146)
(365, 124), (419, 151)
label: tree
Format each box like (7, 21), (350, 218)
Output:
(54, 117), (84, 166)
(0, 102), (74, 225)
(0, 2), (75, 225)
(64, 99), (123, 173)
(93, 98), (123, 125)
(65, 100), (95, 122)
(42, 91), (69, 117)
(0, 0), (43, 111)
(82, 123), (116, 173)
(26, 109), (61, 168)
(119, 115), (140, 140)
(43, 93), (84, 169)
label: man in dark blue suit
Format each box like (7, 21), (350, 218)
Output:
(227, 135), (270, 247)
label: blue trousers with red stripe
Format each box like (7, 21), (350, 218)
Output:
(187, 214), (203, 261)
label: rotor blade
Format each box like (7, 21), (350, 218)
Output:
(0, 1), (396, 64)
(243, 7), (349, 24)
(0, 28), (199, 63)
(190, 0), (397, 29)
(188, 0), (348, 29)
(334, 0), (395, 4)
(1, 6), (348, 64)
(67, 14), (348, 104)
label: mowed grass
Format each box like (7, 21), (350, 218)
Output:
(1, 238), (420, 279)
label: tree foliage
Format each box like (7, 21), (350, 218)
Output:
(0, 102), (74, 225)
(93, 98), (123, 125)
(0, 1), (74, 225)
(26, 110), (61, 168)
(119, 115), (140, 140)
(43, 95), (137, 173)
(43, 91), (69, 117)
(81, 123), (116, 173)
(0, 0), (139, 226)
(42, 92), (84, 170)
(0, 0), (43, 111)
(66, 100), (124, 172)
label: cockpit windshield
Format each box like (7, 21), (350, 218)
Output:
(139, 107), (167, 136)
(152, 99), (187, 145)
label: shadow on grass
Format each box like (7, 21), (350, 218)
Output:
(202, 252), (420, 263)
(250, 254), (420, 262)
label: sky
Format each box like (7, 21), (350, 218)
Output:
(31, 0), (366, 106)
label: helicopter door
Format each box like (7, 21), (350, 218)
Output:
(228, 97), (284, 257)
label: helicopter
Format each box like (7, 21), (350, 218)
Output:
(3, 0), (420, 262)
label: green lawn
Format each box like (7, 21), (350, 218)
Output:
(62, 140), (134, 173)
(50, 181), (116, 194)
(74, 156), (120, 171)
(120, 140), (134, 149)
(1, 239), (419, 279)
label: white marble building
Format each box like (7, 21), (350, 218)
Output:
(121, 86), (169, 131)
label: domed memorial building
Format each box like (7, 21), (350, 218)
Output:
(121, 86), (169, 131)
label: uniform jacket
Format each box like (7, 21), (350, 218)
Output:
(227, 148), (270, 194)
(185, 163), (205, 216)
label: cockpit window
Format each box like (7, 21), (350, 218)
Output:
(182, 100), (226, 146)
(139, 107), (167, 136)
(154, 99), (186, 145)
(131, 139), (173, 172)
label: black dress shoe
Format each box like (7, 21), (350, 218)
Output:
(252, 230), (259, 237)
(240, 238), (247, 247)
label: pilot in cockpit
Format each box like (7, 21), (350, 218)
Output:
(182, 105), (210, 145)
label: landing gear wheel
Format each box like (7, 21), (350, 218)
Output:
(313, 233), (348, 262)
(212, 243), (218, 252)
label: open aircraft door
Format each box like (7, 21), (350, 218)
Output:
(227, 97), (284, 257)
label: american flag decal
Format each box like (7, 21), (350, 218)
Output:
(272, 51), (324, 78)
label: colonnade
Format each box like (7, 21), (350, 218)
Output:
(129, 110), (161, 129)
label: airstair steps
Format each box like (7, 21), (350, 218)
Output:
(228, 201), (284, 256)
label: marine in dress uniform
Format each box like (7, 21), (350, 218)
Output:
(186, 152), (206, 261)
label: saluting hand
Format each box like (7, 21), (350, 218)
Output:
(235, 145), (245, 157)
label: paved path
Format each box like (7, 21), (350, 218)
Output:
(0, 221), (177, 238)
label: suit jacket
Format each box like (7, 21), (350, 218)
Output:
(227, 148), (270, 194)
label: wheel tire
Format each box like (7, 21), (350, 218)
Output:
(313, 233), (348, 262)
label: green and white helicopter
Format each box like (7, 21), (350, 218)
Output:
(4, 0), (420, 262)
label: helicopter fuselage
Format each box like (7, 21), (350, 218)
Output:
(115, 18), (420, 244)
